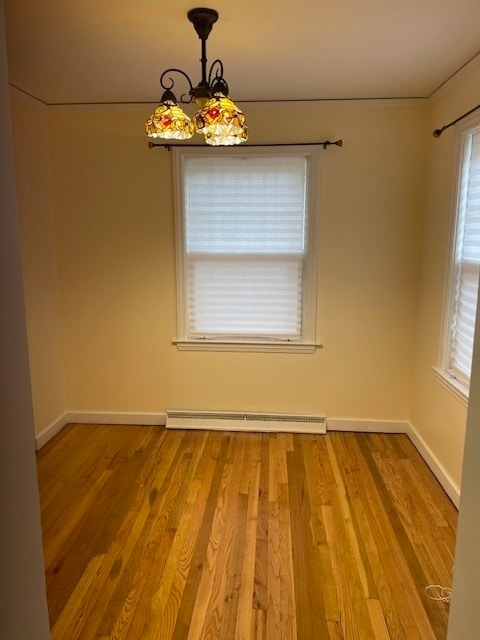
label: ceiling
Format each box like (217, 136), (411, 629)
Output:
(4, 0), (480, 105)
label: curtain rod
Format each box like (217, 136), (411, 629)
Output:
(148, 140), (343, 151)
(433, 104), (480, 138)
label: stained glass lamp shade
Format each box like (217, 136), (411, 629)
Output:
(204, 125), (248, 146)
(195, 93), (248, 146)
(145, 98), (195, 140)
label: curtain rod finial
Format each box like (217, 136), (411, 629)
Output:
(433, 129), (443, 138)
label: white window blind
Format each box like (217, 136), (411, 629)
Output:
(173, 147), (321, 350)
(185, 155), (306, 339)
(449, 130), (480, 384)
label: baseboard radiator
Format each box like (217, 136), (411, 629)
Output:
(165, 410), (327, 434)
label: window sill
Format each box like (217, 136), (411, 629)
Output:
(432, 366), (469, 407)
(172, 339), (323, 354)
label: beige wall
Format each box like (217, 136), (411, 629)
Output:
(44, 102), (427, 421)
(410, 60), (480, 492)
(10, 89), (66, 435)
(0, 2), (50, 635)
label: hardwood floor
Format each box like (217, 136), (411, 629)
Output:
(37, 425), (457, 639)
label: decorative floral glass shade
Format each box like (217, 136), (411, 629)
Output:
(145, 100), (195, 140)
(195, 93), (248, 145)
(205, 125), (249, 146)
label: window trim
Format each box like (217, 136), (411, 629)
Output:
(438, 115), (480, 400)
(172, 145), (322, 353)
(432, 366), (468, 407)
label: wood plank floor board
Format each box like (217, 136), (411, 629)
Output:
(170, 433), (232, 640)
(287, 437), (328, 639)
(141, 434), (215, 638)
(355, 434), (452, 639)
(397, 438), (458, 530)
(325, 436), (376, 602)
(38, 426), (456, 639)
(234, 450), (260, 640)
(150, 456), (218, 640)
(92, 430), (187, 638)
(39, 424), (126, 529)
(302, 438), (340, 622)
(252, 434), (269, 616)
(349, 497), (407, 640)
(100, 437), (197, 639)
(45, 428), (161, 626)
(188, 436), (247, 640)
(343, 434), (438, 639)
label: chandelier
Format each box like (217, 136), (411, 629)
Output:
(145, 8), (248, 146)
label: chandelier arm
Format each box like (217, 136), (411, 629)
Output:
(160, 68), (195, 104)
(208, 59), (224, 85)
(208, 59), (229, 96)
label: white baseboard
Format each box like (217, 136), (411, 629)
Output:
(35, 414), (70, 450)
(327, 418), (409, 433)
(67, 411), (167, 427)
(35, 412), (167, 449)
(406, 421), (460, 508)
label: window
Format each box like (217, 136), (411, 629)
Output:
(173, 146), (322, 352)
(439, 124), (480, 399)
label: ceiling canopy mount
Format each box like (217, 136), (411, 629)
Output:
(187, 7), (218, 40)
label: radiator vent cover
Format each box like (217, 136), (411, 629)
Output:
(165, 410), (326, 434)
